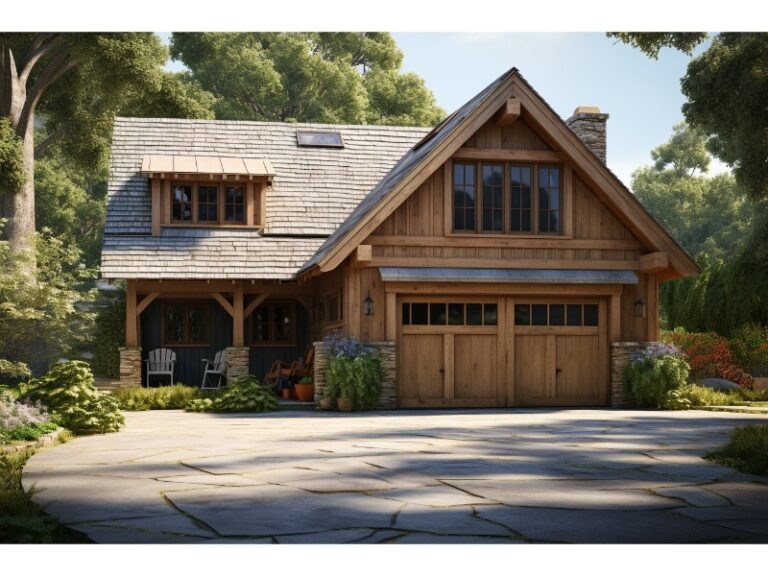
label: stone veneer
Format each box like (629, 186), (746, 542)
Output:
(313, 341), (397, 409)
(118, 347), (142, 387)
(224, 347), (250, 382)
(610, 342), (659, 407)
(566, 106), (609, 164)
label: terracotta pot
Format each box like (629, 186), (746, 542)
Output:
(319, 397), (333, 410)
(752, 377), (768, 392)
(281, 388), (292, 400)
(295, 383), (315, 402)
(290, 388), (299, 400)
(337, 397), (354, 412)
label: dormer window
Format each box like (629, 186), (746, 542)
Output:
(142, 155), (274, 235)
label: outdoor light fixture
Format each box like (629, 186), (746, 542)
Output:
(363, 293), (374, 316)
(634, 299), (646, 318)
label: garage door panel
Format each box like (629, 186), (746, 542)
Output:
(515, 335), (555, 403)
(454, 334), (497, 400)
(556, 335), (600, 404)
(400, 334), (444, 402)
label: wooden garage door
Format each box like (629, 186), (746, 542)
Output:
(513, 299), (608, 406)
(399, 299), (501, 408)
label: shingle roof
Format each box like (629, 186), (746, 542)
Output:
(101, 228), (325, 280)
(298, 67), (515, 274)
(106, 118), (429, 236)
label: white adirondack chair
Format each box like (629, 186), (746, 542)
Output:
(201, 350), (227, 389)
(144, 348), (176, 387)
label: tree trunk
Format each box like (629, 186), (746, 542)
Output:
(4, 116), (36, 255)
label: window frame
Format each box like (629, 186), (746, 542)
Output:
(161, 301), (210, 347)
(249, 301), (298, 347)
(449, 160), (567, 237)
(164, 179), (262, 228)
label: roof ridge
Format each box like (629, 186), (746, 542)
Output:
(112, 116), (433, 132)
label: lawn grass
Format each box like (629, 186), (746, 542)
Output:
(678, 384), (768, 408)
(0, 431), (90, 543)
(705, 424), (768, 476)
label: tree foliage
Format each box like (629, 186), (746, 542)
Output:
(609, 32), (768, 200)
(0, 118), (25, 192)
(170, 32), (444, 126)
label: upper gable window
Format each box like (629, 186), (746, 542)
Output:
(296, 131), (344, 148)
(452, 161), (562, 235)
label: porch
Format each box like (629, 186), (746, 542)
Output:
(120, 280), (313, 388)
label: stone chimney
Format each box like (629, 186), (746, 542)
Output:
(565, 106), (609, 163)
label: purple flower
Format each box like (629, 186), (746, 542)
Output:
(630, 342), (682, 365)
(323, 331), (375, 359)
(0, 390), (50, 429)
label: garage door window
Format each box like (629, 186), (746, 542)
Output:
(515, 303), (598, 327)
(402, 302), (497, 326)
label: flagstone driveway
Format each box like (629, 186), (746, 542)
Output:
(22, 409), (768, 543)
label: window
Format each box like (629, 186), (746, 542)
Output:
(296, 130), (344, 148)
(167, 181), (256, 227)
(451, 161), (562, 235)
(198, 185), (218, 223)
(453, 163), (476, 231)
(172, 184), (193, 222)
(251, 302), (296, 346)
(514, 303), (598, 327)
(163, 302), (208, 345)
(327, 291), (343, 324)
(225, 185), (245, 223)
(402, 302), (497, 326)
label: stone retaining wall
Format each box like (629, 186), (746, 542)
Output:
(611, 342), (659, 407)
(313, 341), (397, 409)
(225, 347), (250, 382)
(118, 347), (142, 387)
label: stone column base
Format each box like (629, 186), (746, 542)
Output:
(610, 342), (660, 407)
(118, 347), (142, 387)
(225, 347), (250, 382)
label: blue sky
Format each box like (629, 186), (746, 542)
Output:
(160, 31), (723, 188)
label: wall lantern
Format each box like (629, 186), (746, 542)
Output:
(363, 293), (375, 316)
(634, 299), (646, 318)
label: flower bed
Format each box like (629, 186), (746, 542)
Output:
(0, 389), (57, 445)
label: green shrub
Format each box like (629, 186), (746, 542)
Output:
(90, 290), (125, 379)
(673, 383), (768, 407)
(730, 324), (768, 377)
(625, 344), (690, 409)
(113, 384), (199, 411)
(21, 361), (124, 434)
(705, 424), (768, 475)
(184, 375), (276, 413)
(0, 421), (58, 443)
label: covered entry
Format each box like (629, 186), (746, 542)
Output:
(384, 268), (633, 408)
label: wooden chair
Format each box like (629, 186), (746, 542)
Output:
(265, 346), (315, 389)
(144, 348), (176, 387)
(201, 350), (227, 389)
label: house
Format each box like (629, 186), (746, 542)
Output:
(102, 67), (699, 408)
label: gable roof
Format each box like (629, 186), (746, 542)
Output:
(298, 68), (700, 280)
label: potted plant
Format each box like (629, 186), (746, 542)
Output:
(295, 376), (315, 402)
(323, 331), (383, 412)
(318, 396), (334, 410)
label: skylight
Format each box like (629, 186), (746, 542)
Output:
(296, 130), (344, 148)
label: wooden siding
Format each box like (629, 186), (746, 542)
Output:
(461, 116), (553, 151)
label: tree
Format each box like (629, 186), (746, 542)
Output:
(170, 32), (444, 126)
(0, 33), (214, 256)
(608, 32), (768, 200)
(631, 123), (754, 260)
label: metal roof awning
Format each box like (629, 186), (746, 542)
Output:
(140, 155), (275, 178)
(379, 268), (639, 284)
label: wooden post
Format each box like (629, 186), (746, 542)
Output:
(346, 265), (361, 338)
(610, 292), (621, 344)
(233, 282), (244, 347)
(151, 179), (161, 236)
(126, 280), (138, 347)
(385, 292), (397, 341)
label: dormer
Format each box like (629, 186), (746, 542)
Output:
(141, 155), (275, 235)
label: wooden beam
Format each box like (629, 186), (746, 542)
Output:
(495, 97), (521, 127)
(233, 283), (244, 347)
(244, 293), (270, 319)
(246, 181), (255, 226)
(646, 272), (660, 342)
(368, 235), (643, 250)
(162, 179), (171, 226)
(366, 257), (641, 270)
(350, 244), (373, 268)
(346, 266), (361, 338)
(151, 179), (161, 236)
(386, 292), (397, 341)
(452, 148), (562, 163)
(126, 280), (138, 347)
(609, 293), (621, 343)
(385, 282), (622, 296)
(136, 292), (160, 316)
(638, 252), (669, 273)
(211, 292), (234, 317)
